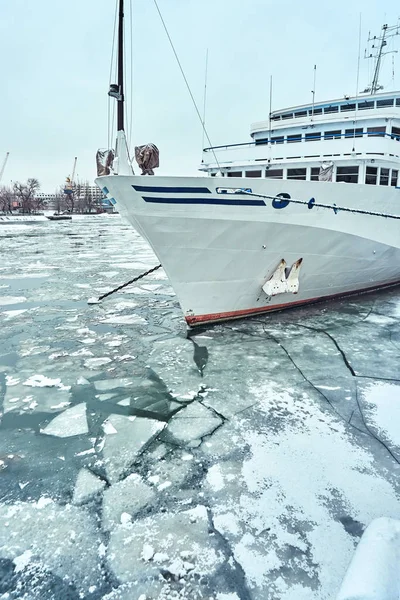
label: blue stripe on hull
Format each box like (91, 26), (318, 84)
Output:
(133, 185), (211, 194)
(141, 197), (266, 206)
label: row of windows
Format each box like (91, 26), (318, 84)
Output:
(255, 126), (400, 146)
(226, 166), (399, 186)
(271, 98), (400, 121)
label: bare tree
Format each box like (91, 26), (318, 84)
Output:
(0, 186), (15, 213)
(53, 187), (66, 214)
(80, 180), (96, 213)
(13, 178), (41, 214)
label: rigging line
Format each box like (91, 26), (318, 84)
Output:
(353, 14), (362, 152)
(129, 0), (133, 154)
(152, 0), (221, 170)
(242, 190), (400, 220)
(108, 0), (119, 149)
(202, 49), (209, 153)
(123, 11), (129, 148)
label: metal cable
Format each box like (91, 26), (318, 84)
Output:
(129, 0), (134, 153)
(242, 190), (400, 220)
(94, 264), (162, 302)
(152, 0), (221, 170)
(108, 0), (119, 149)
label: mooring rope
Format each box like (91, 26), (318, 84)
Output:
(242, 190), (400, 220)
(88, 264), (162, 304)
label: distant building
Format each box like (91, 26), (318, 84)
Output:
(35, 193), (57, 210)
(35, 185), (114, 213)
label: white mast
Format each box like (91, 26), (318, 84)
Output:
(363, 21), (400, 93)
(0, 152), (9, 183)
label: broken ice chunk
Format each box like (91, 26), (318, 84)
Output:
(73, 469), (106, 505)
(167, 402), (222, 445)
(102, 474), (155, 530)
(141, 543), (155, 561)
(102, 415), (166, 483)
(40, 403), (88, 438)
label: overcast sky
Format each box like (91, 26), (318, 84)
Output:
(1, 0), (399, 192)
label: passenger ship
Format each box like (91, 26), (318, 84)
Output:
(96, 8), (400, 326)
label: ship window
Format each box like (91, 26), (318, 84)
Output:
(391, 126), (400, 140)
(365, 166), (378, 185)
(341, 103), (356, 112)
(391, 169), (398, 186)
(336, 166), (359, 183)
(227, 171), (242, 177)
(310, 167), (320, 181)
(287, 168), (307, 180)
(287, 134), (302, 143)
(310, 107), (323, 115)
(324, 105), (339, 114)
(271, 115), (281, 121)
(271, 136), (284, 144)
(325, 130), (341, 140)
(245, 170), (261, 178)
(358, 100), (374, 110)
(380, 168), (390, 186)
(255, 138), (269, 145)
(377, 98), (394, 107)
(345, 128), (363, 138)
(305, 132), (321, 142)
(294, 110), (307, 118)
(265, 169), (283, 179)
(397, 99), (400, 106)
(281, 113), (293, 120)
(367, 126), (386, 137)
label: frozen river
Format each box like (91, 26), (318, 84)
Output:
(0, 215), (400, 600)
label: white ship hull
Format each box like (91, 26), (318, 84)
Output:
(96, 175), (400, 326)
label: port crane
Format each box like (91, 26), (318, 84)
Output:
(64, 157), (77, 195)
(0, 152), (10, 184)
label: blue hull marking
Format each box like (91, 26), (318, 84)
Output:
(133, 185), (211, 194)
(142, 196), (265, 206)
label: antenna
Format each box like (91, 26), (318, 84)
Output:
(392, 54), (395, 88)
(202, 49), (209, 151)
(268, 75), (273, 144)
(363, 20), (400, 93)
(311, 65), (317, 119)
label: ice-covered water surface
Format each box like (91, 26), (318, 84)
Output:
(0, 215), (400, 600)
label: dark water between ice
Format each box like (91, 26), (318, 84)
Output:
(1, 215), (400, 600)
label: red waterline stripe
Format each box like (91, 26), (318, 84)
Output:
(185, 280), (400, 326)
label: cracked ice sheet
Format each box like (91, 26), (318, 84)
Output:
(167, 400), (223, 446)
(359, 381), (400, 448)
(107, 505), (224, 598)
(148, 336), (204, 400)
(203, 383), (400, 600)
(0, 498), (103, 594)
(102, 414), (166, 483)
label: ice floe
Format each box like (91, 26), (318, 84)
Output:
(101, 415), (166, 483)
(40, 403), (88, 437)
(167, 401), (223, 446)
(72, 468), (106, 504)
(359, 381), (400, 447)
(102, 473), (155, 530)
(23, 374), (71, 391)
(0, 498), (103, 594)
(107, 505), (223, 596)
(0, 295), (27, 306)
